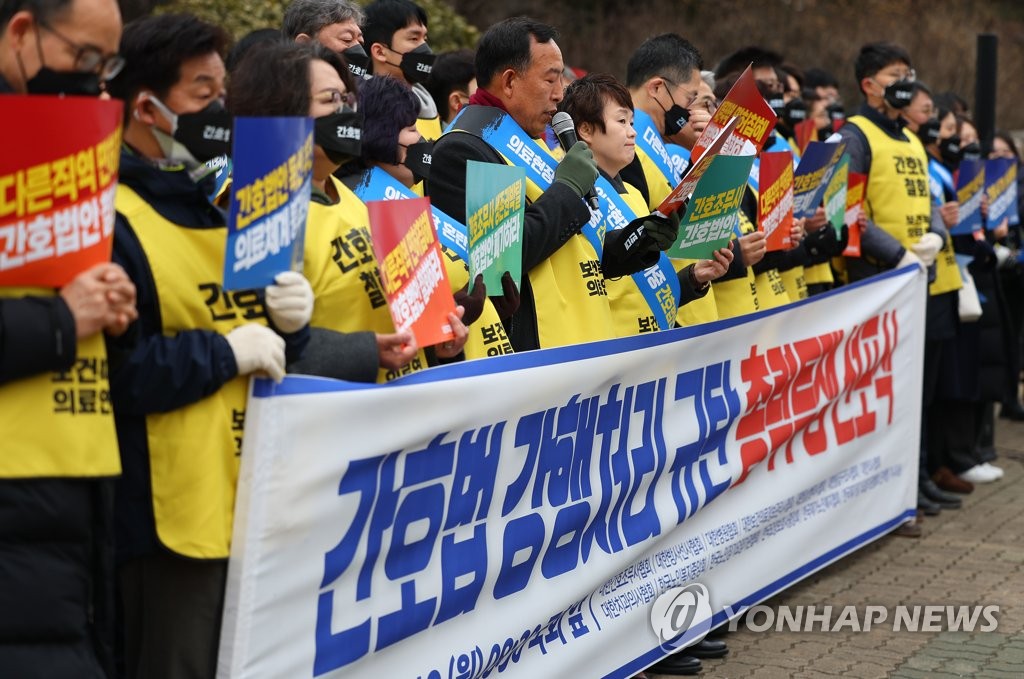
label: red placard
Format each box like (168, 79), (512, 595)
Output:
(758, 151), (795, 251)
(843, 172), (867, 257)
(690, 65), (778, 160)
(0, 96), (123, 287)
(368, 197), (456, 348)
(793, 119), (817, 156)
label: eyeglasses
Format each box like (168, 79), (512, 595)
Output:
(658, 75), (699, 107)
(881, 67), (916, 83)
(37, 20), (125, 81)
(316, 89), (358, 111)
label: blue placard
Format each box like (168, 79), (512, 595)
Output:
(953, 158), (984, 235)
(791, 141), (845, 219)
(224, 116), (314, 290)
(985, 158), (1019, 228)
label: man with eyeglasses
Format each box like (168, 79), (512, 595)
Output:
(0, 0), (137, 677)
(839, 42), (964, 538)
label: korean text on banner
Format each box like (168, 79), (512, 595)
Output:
(843, 172), (867, 258)
(690, 65), (777, 160)
(367, 196), (456, 347)
(758, 151), (795, 251)
(985, 158), (1018, 228)
(466, 161), (526, 290)
(0, 95), (122, 287)
(668, 155), (755, 259)
(953, 158), (984, 235)
(218, 266), (925, 679)
(225, 116), (313, 290)
(824, 153), (851, 236)
(792, 141), (847, 220)
(657, 117), (741, 216)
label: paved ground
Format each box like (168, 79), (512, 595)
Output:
(651, 416), (1024, 679)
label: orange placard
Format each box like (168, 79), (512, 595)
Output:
(843, 172), (867, 257)
(758, 151), (795, 251)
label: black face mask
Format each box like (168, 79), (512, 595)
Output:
(939, 135), (963, 166)
(781, 99), (808, 128)
(961, 142), (982, 162)
(342, 44), (370, 80)
(882, 78), (914, 109)
(315, 107), (363, 165)
(917, 119), (941, 146)
(402, 139), (433, 184)
(398, 43), (435, 85)
(826, 102), (846, 126)
(25, 67), (102, 96)
(656, 86), (689, 137)
(174, 101), (233, 162)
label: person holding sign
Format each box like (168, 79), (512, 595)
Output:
(559, 73), (732, 337)
(428, 18), (677, 352)
(105, 16), (314, 679)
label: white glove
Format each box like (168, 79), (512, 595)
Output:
(265, 271), (314, 334)
(910, 232), (944, 267)
(225, 324), (286, 382)
(897, 248), (924, 271)
(994, 243), (1012, 268)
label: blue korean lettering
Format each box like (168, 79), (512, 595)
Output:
(434, 523), (488, 625)
(445, 423), (504, 530)
(493, 512), (545, 599)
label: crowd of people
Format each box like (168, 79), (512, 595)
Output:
(1, 0), (1022, 676)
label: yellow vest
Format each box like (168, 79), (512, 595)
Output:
(0, 288), (120, 478)
(713, 211), (761, 319)
(780, 267), (808, 302)
(847, 116), (961, 296)
(116, 185), (265, 559)
(743, 183), (791, 310)
(416, 116), (443, 142)
(804, 261), (834, 286)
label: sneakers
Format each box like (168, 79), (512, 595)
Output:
(959, 464), (1002, 484)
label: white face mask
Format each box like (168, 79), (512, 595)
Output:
(138, 93), (231, 177)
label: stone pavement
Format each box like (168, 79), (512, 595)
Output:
(651, 417), (1024, 679)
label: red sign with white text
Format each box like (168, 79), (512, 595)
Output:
(758, 151), (795, 251)
(368, 197), (456, 348)
(0, 96), (122, 287)
(690, 65), (778, 160)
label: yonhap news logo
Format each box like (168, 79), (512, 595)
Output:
(650, 583), (713, 648)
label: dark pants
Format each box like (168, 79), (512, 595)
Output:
(119, 553), (227, 679)
(920, 339), (943, 482)
(927, 399), (979, 474)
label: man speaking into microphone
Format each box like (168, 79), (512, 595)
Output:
(427, 17), (678, 351)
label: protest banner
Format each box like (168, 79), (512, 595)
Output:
(224, 117), (313, 290)
(953, 158), (985, 235)
(657, 117), (740, 216)
(843, 172), (867, 258)
(690, 66), (777, 160)
(792, 141), (846, 220)
(985, 158), (1019, 228)
(0, 95), (122, 287)
(757, 151), (795, 251)
(466, 161), (526, 290)
(824, 154), (851, 236)
(368, 197), (456, 348)
(668, 155), (755, 259)
(793, 119), (817, 156)
(218, 265), (924, 679)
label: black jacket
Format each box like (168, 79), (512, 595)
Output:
(106, 149), (309, 564)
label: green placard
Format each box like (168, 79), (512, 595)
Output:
(668, 154), (755, 259)
(823, 153), (850, 236)
(466, 160), (525, 290)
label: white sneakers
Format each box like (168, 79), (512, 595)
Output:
(959, 463), (1004, 484)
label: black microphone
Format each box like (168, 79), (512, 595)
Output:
(551, 111), (600, 211)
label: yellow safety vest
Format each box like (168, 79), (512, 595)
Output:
(847, 116), (961, 296)
(713, 211), (761, 319)
(743, 183), (792, 310)
(780, 267), (808, 302)
(116, 185), (266, 559)
(804, 261), (834, 286)
(605, 183), (668, 335)
(0, 288), (119, 478)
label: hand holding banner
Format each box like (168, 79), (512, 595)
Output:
(0, 95), (122, 287)
(757, 151), (795, 251)
(368, 197), (457, 348)
(225, 117), (313, 290)
(668, 154), (755, 259)
(465, 161), (526, 290)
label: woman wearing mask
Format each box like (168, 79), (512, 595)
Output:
(228, 42), (468, 382)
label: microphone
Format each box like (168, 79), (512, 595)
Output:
(551, 111), (600, 211)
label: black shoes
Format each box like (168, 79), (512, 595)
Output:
(920, 479), (962, 509)
(917, 491), (942, 516)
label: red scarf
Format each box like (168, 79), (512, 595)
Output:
(468, 88), (508, 112)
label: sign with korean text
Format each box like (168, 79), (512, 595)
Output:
(824, 153), (851, 236)
(758, 151), (794, 251)
(219, 266), (925, 679)
(793, 119), (817, 156)
(792, 141), (846, 220)
(225, 117), (313, 290)
(367, 197), (456, 347)
(985, 158), (1018, 228)
(466, 161), (525, 290)
(657, 117), (741, 216)
(953, 158), (984, 235)
(668, 155), (755, 259)
(690, 66), (777, 160)
(843, 172), (867, 257)
(0, 96), (122, 287)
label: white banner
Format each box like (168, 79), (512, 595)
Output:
(219, 266), (926, 679)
